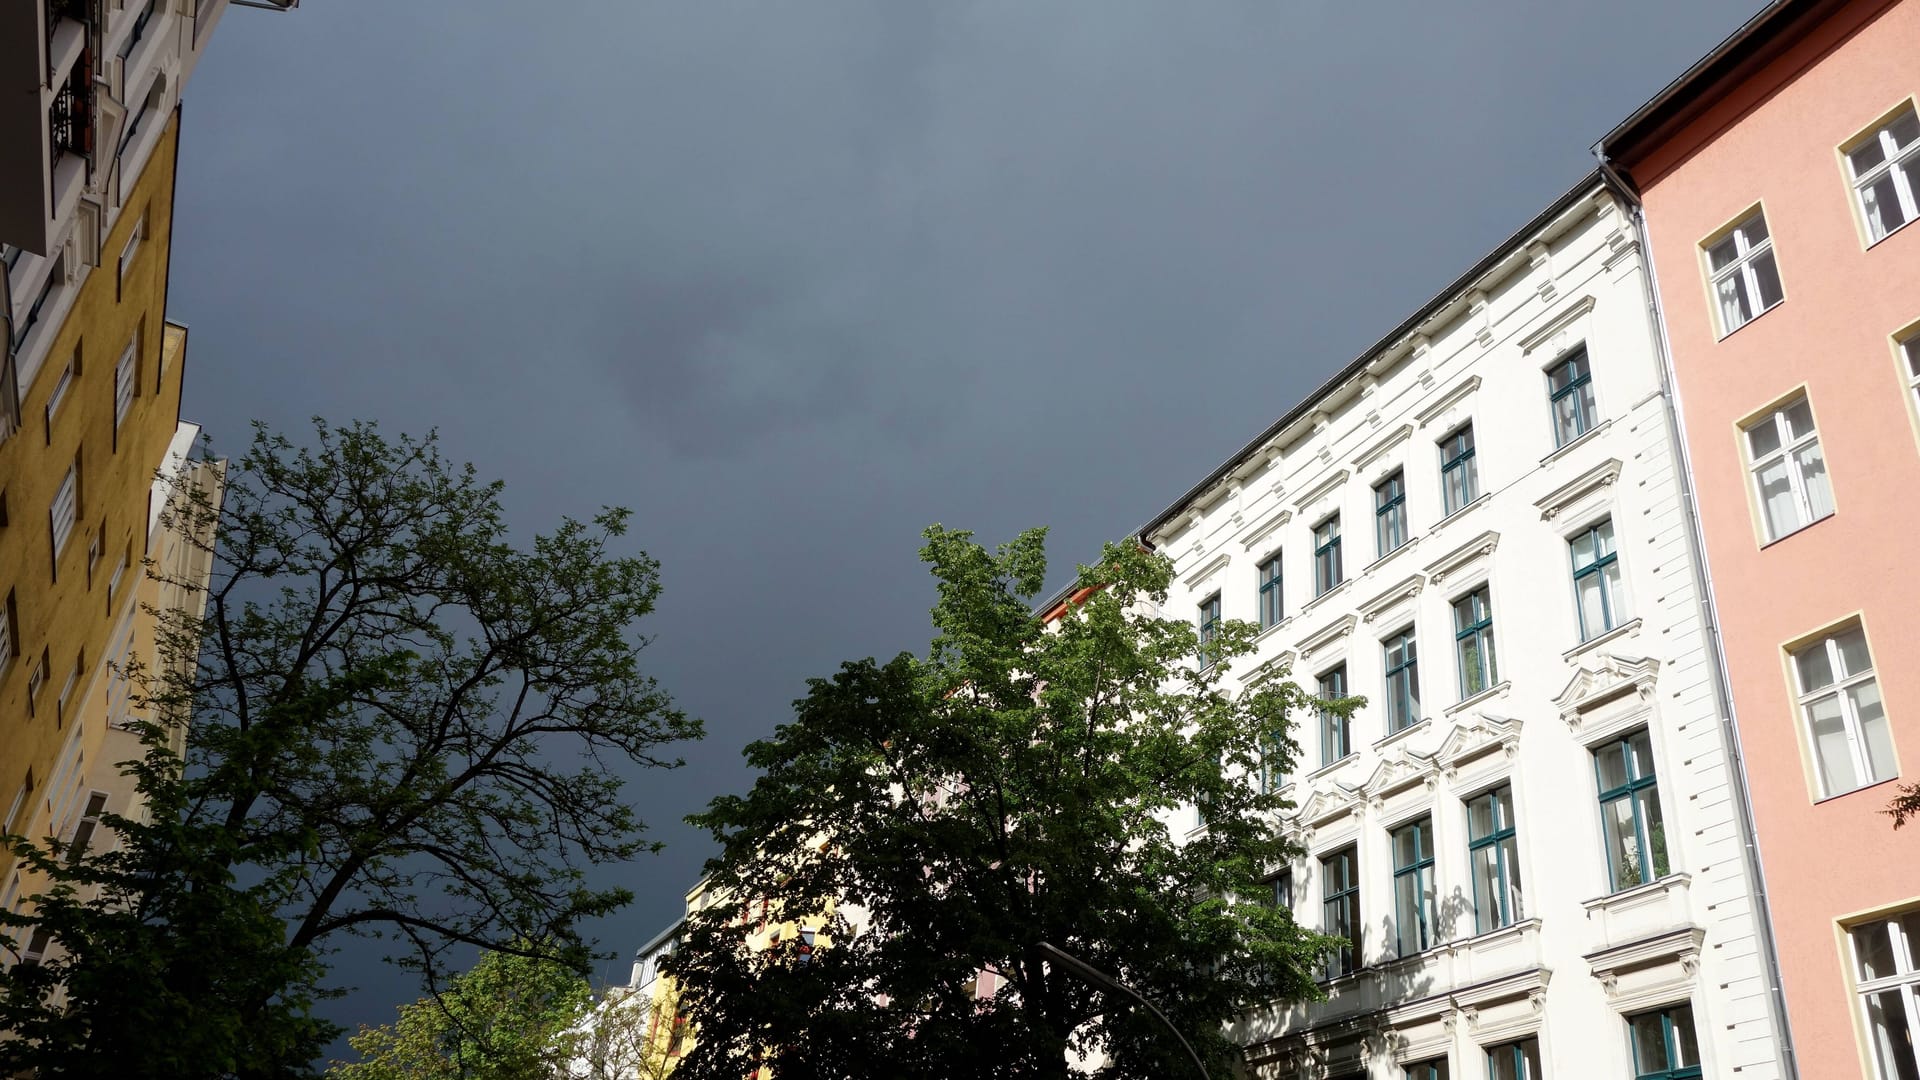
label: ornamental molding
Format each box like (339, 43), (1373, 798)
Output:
(1422, 530), (1500, 586)
(1363, 748), (1440, 804)
(1240, 505), (1293, 552)
(1297, 614), (1358, 660)
(1358, 574), (1425, 624)
(1517, 293), (1598, 356)
(1584, 927), (1704, 1011)
(1298, 782), (1365, 828)
(1293, 468), (1351, 516)
(1434, 714), (1522, 775)
(1554, 655), (1660, 731)
(1351, 423), (1415, 474)
(1533, 457), (1624, 521)
(1181, 550), (1232, 591)
(1414, 374), (1483, 429)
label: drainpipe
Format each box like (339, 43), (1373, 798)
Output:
(1593, 153), (1799, 1080)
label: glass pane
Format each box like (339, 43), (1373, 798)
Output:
(1602, 559), (1625, 625)
(1630, 1011), (1670, 1070)
(1859, 920), (1900, 981)
(1808, 695), (1860, 795)
(1744, 214), (1770, 243)
(1748, 414), (1783, 458)
(1797, 641), (1836, 691)
(1395, 871), (1422, 954)
(1671, 1004), (1701, 1066)
(1395, 825), (1420, 867)
(1469, 793), (1496, 838)
(1718, 271), (1752, 330)
(1902, 912), (1920, 971)
(1837, 628), (1873, 677)
(1595, 519), (1616, 557)
(1794, 441), (1833, 520)
(1864, 988), (1920, 1080)
(1908, 339), (1920, 380)
(1865, 172), (1911, 239)
(1604, 796), (1642, 890)
(1629, 729), (1656, 781)
(1460, 637), (1486, 696)
(1707, 234), (1741, 272)
(1570, 529), (1596, 567)
(1553, 394), (1580, 446)
(1891, 112), (1920, 150)
(1782, 397), (1816, 440)
(1856, 680), (1895, 785)
(1755, 457), (1798, 538)
(1473, 844), (1504, 930)
(1638, 786), (1669, 880)
(1596, 742), (1630, 792)
(1751, 250), (1785, 310)
(1576, 573), (1608, 640)
(1854, 135), (1891, 175)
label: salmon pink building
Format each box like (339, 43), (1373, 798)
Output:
(1600, 0), (1920, 1076)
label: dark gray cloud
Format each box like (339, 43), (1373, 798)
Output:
(167, 0), (1764, 1043)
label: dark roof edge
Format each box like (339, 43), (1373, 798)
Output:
(1134, 168), (1605, 546)
(633, 916), (687, 958)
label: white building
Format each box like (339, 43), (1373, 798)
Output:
(1140, 177), (1792, 1079)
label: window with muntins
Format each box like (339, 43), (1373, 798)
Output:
(1383, 628), (1419, 733)
(1453, 588), (1497, 699)
(1487, 1037), (1541, 1080)
(1707, 212), (1784, 336)
(1745, 396), (1832, 541)
(114, 342), (136, 429)
(1848, 108), (1920, 244)
(1270, 870), (1293, 913)
(1375, 470), (1407, 556)
(1258, 553), (1284, 629)
(1467, 784), (1522, 934)
(1440, 425), (1478, 515)
(1261, 724), (1289, 793)
(50, 464), (78, 557)
(1196, 593), (1221, 665)
(1571, 519), (1626, 640)
(1319, 666), (1349, 767)
(1321, 846), (1358, 979)
(1314, 515), (1343, 596)
(45, 357), (76, 432)
(1392, 816), (1435, 956)
(1547, 346), (1597, 448)
(1596, 730), (1669, 892)
(1851, 909), (1920, 1080)
(1403, 1062), (1447, 1080)
(1795, 626), (1893, 798)
(1629, 1003), (1702, 1080)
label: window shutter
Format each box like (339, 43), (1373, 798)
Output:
(114, 344), (135, 427)
(50, 467), (77, 554)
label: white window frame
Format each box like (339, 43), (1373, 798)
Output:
(1903, 335), (1920, 414)
(1794, 628), (1892, 798)
(1706, 212), (1783, 336)
(117, 212), (144, 285)
(1850, 910), (1920, 1080)
(44, 357), (76, 430)
(114, 340), (136, 428)
(0, 592), (12, 674)
(1846, 107), (1920, 245)
(1744, 397), (1832, 542)
(50, 465), (78, 556)
(55, 660), (79, 726)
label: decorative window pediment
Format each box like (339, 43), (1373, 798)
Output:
(1292, 468), (1351, 518)
(1583, 926), (1703, 1014)
(1518, 294), (1597, 357)
(1181, 550), (1231, 591)
(1351, 423), (1414, 475)
(1553, 656), (1660, 735)
(1415, 374), (1482, 430)
(1358, 574), (1423, 625)
(1297, 614), (1358, 661)
(1434, 714), (1522, 774)
(1298, 783), (1363, 828)
(1240, 505), (1292, 551)
(1422, 530), (1499, 587)
(1534, 457), (1623, 522)
(1362, 748), (1438, 802)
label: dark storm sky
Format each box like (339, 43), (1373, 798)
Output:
(165, 0), (1764, 1042)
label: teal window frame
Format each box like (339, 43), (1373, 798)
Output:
(1260, 724), (1289, 793)
(1318, 666), (1350, 767)
(1485, 1038), (1540, 1080)
(1321, 846), (1359, 979)
(1314, 515), (1343, 596)
(1384, 627), (1420, 733)
(1548, 346), (1597, 447)
(1392, 816), (1436, 956)
(1270, 870), (1293, 912)
(1440, 425), (1478, 515)
(1452, 587), (1498, 699)
(1629, 1004), (1702, 1079)
(1258, 553), (1284, 629)
(1571, 519), (1624, 641)
(1595, 730), (1669, 892)
(1405, 1062), (1448, 1080)
(1467, 785), (1521, 934)
(1197, 592), (1221, 665)
(1375, 470), (1408, 556)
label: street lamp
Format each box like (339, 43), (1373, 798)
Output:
(1034, 942), (1212, 1080)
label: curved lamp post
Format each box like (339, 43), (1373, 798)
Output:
(1034, 942), (1211, 1080)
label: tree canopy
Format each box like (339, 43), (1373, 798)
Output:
(0, 420), (699, 1078)
(664, 526), (1334, 1080)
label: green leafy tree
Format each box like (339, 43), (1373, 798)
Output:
(0, 420), (699, 1079)
(329, 946), (591, 1080)
(1890, 785), (1920, 830)
(664, 526), (1335, 1080)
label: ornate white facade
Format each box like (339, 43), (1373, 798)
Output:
(1141, 180), (1791, 1079)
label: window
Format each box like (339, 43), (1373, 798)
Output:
(1453, 588), (1497, 699)
(1706, 212), (1784, 335)
(117, 209), (144, 287)
(1486, 1038), (1542, 1080)
(666, 1015), (687, 1056)
(1270, 871), (1293, 912)
(1745, 396), (1832, 541)
(1629, 1003), (1702, 1080)
(1440, 425), (1478, 515)
(1375, 470), (1408, 556)
(1260, 724), (1289, 793)
(1319, 666), (1350, 767)
(1548, 346), (1597, 447)
(1571, 519), (1626, 640)
(1467, 785), (1522, 933)
(1313, 515), (1343, 596)
(1848, 108), (1920, 244)
(56, 655), (79, 726)
(45, 355), (76, 432)
(1321, 846), (1358, 979)
(1851, 909), (1920, 1080)
(1794, 626), (1893, 797)
(26, 652), (47, 716)
(1196, 593), (1221, 664)
(2, 770), (32, 835)
(1596, 731), (1669, 892)
(66, 791), (108, 863)
(50, 462), (78, 557)
(120, 0), (158, 61)
(0, 590), (13, 674)
(1383, 628), (1419, 733)
(1404, 1062), (1448, 1080)
(1906, 336), (1920, 413)
(1392, 816), (1435, 956)
(1257, 553), (1284, 629)
(114, 340), (136, 428)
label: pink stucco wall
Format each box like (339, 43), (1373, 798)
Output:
(1628, 0), (1920, 1071)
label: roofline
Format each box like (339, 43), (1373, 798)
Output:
(633, 915), (687, 959)
(1595, 0), (1859, 172)
(1134, 168), (1605, 545)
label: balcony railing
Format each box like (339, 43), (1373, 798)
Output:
(49, 44), (93, 170)
(46, 0), (93, 55)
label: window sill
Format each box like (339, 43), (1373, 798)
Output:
(1581, 872), (1690, 915)
(1538, 419), (1614, 468)
(1758, 510), (1835, 551)
(1865, 214), (1916, 251)
(1445, 680), (1511, 718)
(1301, 578), (1354, 615)
(1252, 616), (1295, 647)
(1714, 297), (1785, 343)
(1561, 617), (1644, 664)
(1438, 493), (1490, 527)
(1372, 716), (1432, 752)
(1364, 536), (1419, 577)
(1305, 753), (1357, 783)
(1813, 773), (1902, 806)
